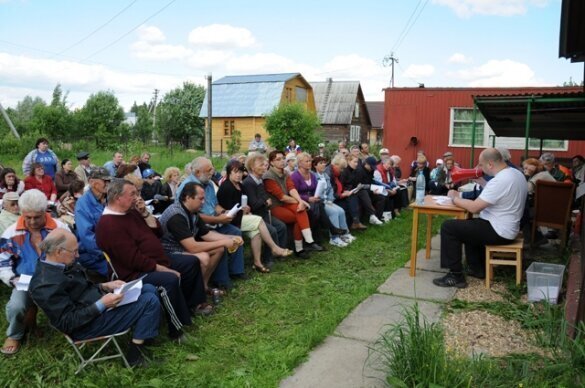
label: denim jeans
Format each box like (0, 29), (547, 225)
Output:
(211, 223), (245, 287)
(5, 289), (34, 340)
(324, 202), (348, 231)
(72, 284), (160, 341)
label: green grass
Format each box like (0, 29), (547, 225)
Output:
(0, 210), (439, 387)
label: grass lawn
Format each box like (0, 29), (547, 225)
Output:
(0, 206), (438, 387)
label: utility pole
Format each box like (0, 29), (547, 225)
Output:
(149, 89), (159, 143)
(205, 74), (212, 158)
(0, 102), (20, 139)
(383, 52), (399, 88)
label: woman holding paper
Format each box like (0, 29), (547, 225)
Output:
(312, 156), (356, 247)
(217, 160), (292, 273)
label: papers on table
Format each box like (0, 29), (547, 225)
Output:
(432, 196), (454, 206)
(226, 203), (242, 218)
(15, 274), (32, 291)
(112, 275), (146, 308)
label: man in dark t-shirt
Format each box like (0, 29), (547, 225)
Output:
(160, 182), (240, 290)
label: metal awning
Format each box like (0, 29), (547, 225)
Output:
(468, 91), (585, 163)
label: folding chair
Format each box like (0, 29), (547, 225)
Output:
(531, 180), (575, 250)
(102, 251), (119, 281)
(61, 328), (131, 374)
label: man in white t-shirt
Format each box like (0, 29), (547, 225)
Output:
(433, 148), (527, 288)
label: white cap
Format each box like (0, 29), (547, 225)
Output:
(379, 148), (389, 155)
(436, 158), (444, 165)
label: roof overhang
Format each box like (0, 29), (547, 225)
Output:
(473, 92), (585, 140)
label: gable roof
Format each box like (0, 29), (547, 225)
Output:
(311, 80), (370, 125)
(366, 101), (384, 128)
(199, 73), (301, 117)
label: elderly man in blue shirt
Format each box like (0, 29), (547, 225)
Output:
(0, 189), (70, 355)
(176, 157), (246, 289)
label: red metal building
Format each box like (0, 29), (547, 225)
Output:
(383, 86), (584, 168)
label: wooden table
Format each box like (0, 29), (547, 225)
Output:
(409, 195), (467, 277)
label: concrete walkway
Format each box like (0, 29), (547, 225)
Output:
(280, 235), (453, 388)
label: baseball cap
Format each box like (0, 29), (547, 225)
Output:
(142, 168), (155, 179)
(436, 158), (444, 165)
(3, 192), (19, 201)
(76, 151), (90, 160)
(88, 167), (112, 181)
(364, 156), (378, 167)
(379, 148), (389, 155)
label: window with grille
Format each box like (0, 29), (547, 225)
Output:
(224, 120), (235, 136)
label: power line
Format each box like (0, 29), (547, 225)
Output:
(82, 0), (177, 61)
(0, 38), (206, 80)
(392, 0), (429, 52)
(390, 0), (424, 53)
(53, 0), (138, 57)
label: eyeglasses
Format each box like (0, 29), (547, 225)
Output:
(61, 247), (79, 256)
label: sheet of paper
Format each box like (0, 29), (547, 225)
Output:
(370, 184), (388, 196)
(315, 180), (326, 198)
(433, 196), (453, 206)
(144, 199), (154, 205)
(113, 275), (146, 308)
(226, 203), (241, 218)
(15, 274), (32, 291)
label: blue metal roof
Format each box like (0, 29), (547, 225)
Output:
(214, 73), (299, 84)
(199, 81), (285, 117)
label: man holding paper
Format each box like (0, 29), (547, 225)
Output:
(0, 189), (69, 356)
(30, 229), (160, 367)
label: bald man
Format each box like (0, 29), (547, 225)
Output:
(29, 229), (161, 366)
(433, 148), (527, 288)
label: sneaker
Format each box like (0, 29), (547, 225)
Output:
(329, 236), (348, 247)
(340, 233), (356, 243)
(432, 272), (467, 288)
(306, 242), (325, 252)
(369, 215), (384, 225)
(382, 211), (393, 222)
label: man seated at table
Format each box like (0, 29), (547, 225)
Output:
(433, 148), (527, 288)
(248, 133), (267, 154)
(29, 229), (160, 366)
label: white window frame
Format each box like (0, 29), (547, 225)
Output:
(350, 125), (361, 142)
(448, 107), (568, 151)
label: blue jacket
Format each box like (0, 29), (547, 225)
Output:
(75, 190), (107, 276)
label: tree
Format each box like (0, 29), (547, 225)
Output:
(264, 103), (322, 153)
(133, 103), (154, 144)
(75, 91), (125, 148)
(226, 129), (242, 156)
(156, 82), (205, 148)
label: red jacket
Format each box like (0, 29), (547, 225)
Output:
(24, 175), (57, 199)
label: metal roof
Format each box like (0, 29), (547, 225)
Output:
(199, 73), (304, 117)
(213, 73), (300, 84)
(474, 91), (585, 140)
(366, 101), (384, 128)
(312, 81), (362, 125)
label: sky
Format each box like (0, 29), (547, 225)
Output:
(0, 0), (583, 111)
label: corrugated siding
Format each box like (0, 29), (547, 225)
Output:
(312, 81), (359, 125)
(215, 73), (298, 84)
(384, 87), (585, 168)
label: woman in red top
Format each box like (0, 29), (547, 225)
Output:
(263, 150), (323, 258)
(24, 162), (57, 202)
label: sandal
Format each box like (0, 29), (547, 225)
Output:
(206, 288), (226, 297)
(253, 264), (270, 273)
(192, 303), (214, 317)
(272, 247), (293, 257)
(1, 338), (20, 356)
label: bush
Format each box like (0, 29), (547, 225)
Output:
(264, 103), (322, 154)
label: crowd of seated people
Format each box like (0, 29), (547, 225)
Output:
(4, 135), (583, 363)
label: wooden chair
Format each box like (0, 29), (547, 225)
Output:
(531, 180), (575, 250)
(485, 237), (524, 289)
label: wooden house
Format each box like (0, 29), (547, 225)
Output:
(311, 79), (372, 145)
(199, 73), (316, 153)
(366, 101), (384, 145)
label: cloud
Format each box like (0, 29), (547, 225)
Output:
(0, 52), (200, 109)
(403, 64), (435, 79)
(136, 25), (166, 43)
(432, 0), (549, 18)
(188, 24), (256, 49)
(131, 41), (193, 61)
(449, 59), (541, 86)
(448, 53), (471, 64)
(187, 50), (234, 69)
(131, 25), (192, 61)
